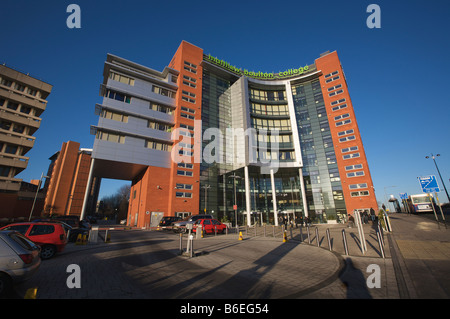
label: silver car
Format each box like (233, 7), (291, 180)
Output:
(172, 214), (213, 233)
(0, 230), (41, 296)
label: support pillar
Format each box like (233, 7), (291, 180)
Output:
(270, 168), (278, 226)
(299, 168), (309, 218)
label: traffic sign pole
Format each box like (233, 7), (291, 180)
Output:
(429, 193), (440, 229)
(434, 192), (447, 229)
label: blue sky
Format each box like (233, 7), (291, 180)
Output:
(1, 0), (449, 205)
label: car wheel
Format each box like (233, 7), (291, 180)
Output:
(0, 272), (12, 297)
(40, 245), (57, 259)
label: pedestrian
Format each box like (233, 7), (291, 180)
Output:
(348, 214), (354, 228)
(363, 211), (369, 224)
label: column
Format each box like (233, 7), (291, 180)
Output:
(299, 168), (309, 218)
(80, 158), (95, 221)
(244, 166), (251, 226)
(270, 168), (278, 226)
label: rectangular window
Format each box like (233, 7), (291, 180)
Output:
(177, 163), (194, 169)
(339, 135), (356, 143)
(343, 152), (360, 160)
(351, 190), (370, 197)
(176, 183), (193, 190)
(332, 103), (348, 112)
(176, 192), (193, 198)
(177, 170), (193, 177)
(337, 129), (354, 137)
(183, 80), (196, 88)
(349, 183), (368, 190)
(335, 119), (351, 127)
(345, 164), (364, 171)
(181, 106), (195, 114)
(327, 84), (342, 92)
(325, 75), (340, 83)
(180, 112), (195, 120)
(331, 98), (346, 106)
(183, 75), (197, 83)
(182, 90), (196, 98)
(145, 140), (172, 152)
(149, 102), (173, 115)
(101, 110), (128, 123)
(324, 71), (339, 79)
(96, 131), (125, 144)
(334, 113), (350, 121)
(109, 72), (135, 86)
(152, 85), (176, 98)
(329, 89), (343, 97)
(347, 170), (365, 178)
(106, 90), (132, 103)
(181, 96), (195, 103)
(341, 146), (359, 153)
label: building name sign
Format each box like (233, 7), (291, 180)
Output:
(204, 54), (315, 80)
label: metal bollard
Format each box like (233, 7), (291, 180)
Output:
(307, 226), (311, 244)
(299, 226), (303, 242)
(342, 229), (349, 255)
(215, 225), (217, 236)
(315, 227), (320, 247)
(273, 225), (275, 238)
(179, 232), (183, 253)
(264, 224), (266, 237)
(376, 229), (385, 258)
(254, 225), (257, 237)
(326, 228), (332, 251)
(290, 225), (293, 240)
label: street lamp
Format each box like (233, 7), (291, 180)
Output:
(29, 172), (50, 221)
(201, 184), (211, 213)
(426, 154), (450, 203)
(228, 173), (241, 227)
(383, 186), (396, 212)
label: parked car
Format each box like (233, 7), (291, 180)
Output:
(158, 216), (181, 230)
(0, 230), (41, 296)
(0, 222), (67, 259)
(172, 214), (213, 233)
(193, 219), (228, 234)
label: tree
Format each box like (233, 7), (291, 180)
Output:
(98, 184), (130, 221)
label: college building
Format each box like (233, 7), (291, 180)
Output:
(83, 41), (378, 227)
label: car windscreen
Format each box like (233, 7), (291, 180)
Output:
(2, 225), (30, 235)
(10, 232), (39, 251)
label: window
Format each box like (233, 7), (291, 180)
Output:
(101, 110), (128, 123)
(183, 80), (196, 88)
(5, 144), (18, 155)
(331, 98), (346, 106)
(181, 106), (195, 114)
(343, 152), (360, 160)
(184, 61), (197, 74)
(325, 75), (340, 83)
(332, 103), (348, 112)
(152, 85), (176, 98)
(147, 120), (172, 132)
(341, 146), (358, 153)
(339, 135), (356, 143)
(177, 170), (193, 177)
(145, 140), (172, 151)
(96, 131), (125, 144)
(176, 192), (193, 198)
(349, 183), (368, 190)
(180, 112), (195, 120)
(329, 89), (343, 97)
(345, 164), (363, 171)
(182, 96), (195, 103)
(250, 89), (286, 101)
(109, 72), (135, 86)
(327, 84), (342, 92)
(105, 90), (132, 103)
(29, 225), (54, 236)
(351, 190), (370, 197)
(180, 123), (194, 130)
(177, 162), (194, 169)
(0, 165), (11, 177)
(324, 71), (339, 79)
(334, 113), (350, 121)
(347, 170), (365, 178)
(176, 183), (193, 190)
(150, 102), (173, 114)
(7, 101), (19, 111)
(182, 90), (196, 98)
(338, 129), (354, 137)
(183, 75), (196, 83)
(335, 119), (351, 127)
(0, 78), (12, 87)
(15, 84), (25, 92)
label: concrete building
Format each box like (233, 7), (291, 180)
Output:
(0, 64), (52, 192)
(84, 41), (378, 227)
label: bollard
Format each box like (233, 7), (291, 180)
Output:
(273, 225), (275, 238)
(82, 234), (87, 245)
(179, 233), (183, 253)
(290, 225), (293, 240)
(238, 231), (243, 241)
(342, 229), (349, 255)
(377, 224), (385, 248)
(75, 234), (82, 245)
(307, 226), (311, 244)
(376, 229), (385, 258)
(326, 228), (332, 251)
(299, 226), (303, 243)
(315, 227), (320, 247)
(254, 225), (257, 237)
(105, 230), (111, 243)
(263, 224), (266, 237)
(283, 230), (288, 243)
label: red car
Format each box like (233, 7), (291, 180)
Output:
(193, 219), (227, 234)
(0, 222), (67, 259)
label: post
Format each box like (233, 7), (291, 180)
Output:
(315, 227), (320, 247)
(376, 229), (385, 258)
(429, 193), (440, 229)
(272, 225), (275, 238)
(244, 166), (252, 226)
(326, 228), (332, 251)
(298, 168), (309, 218)
(179, 232), (183, 253)
(434, 192), (447, 229)
(307, 226), (311, 244)
(342, 229), (349, 256)
(299, 226), (303, 242)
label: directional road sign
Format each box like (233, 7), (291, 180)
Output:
(399, 193), (408, 200)
(418, 175), (440, 193)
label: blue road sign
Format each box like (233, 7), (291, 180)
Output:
(399, 193), (408, 200)
(418, 175), (440, 193)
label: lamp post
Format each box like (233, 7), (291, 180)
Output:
(229, 173), (241, 227)
(383, 185), (396, 212)
(426, 154), (450, 203)
(202, 184), (211, 214)
(29, 172), (49, 221)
